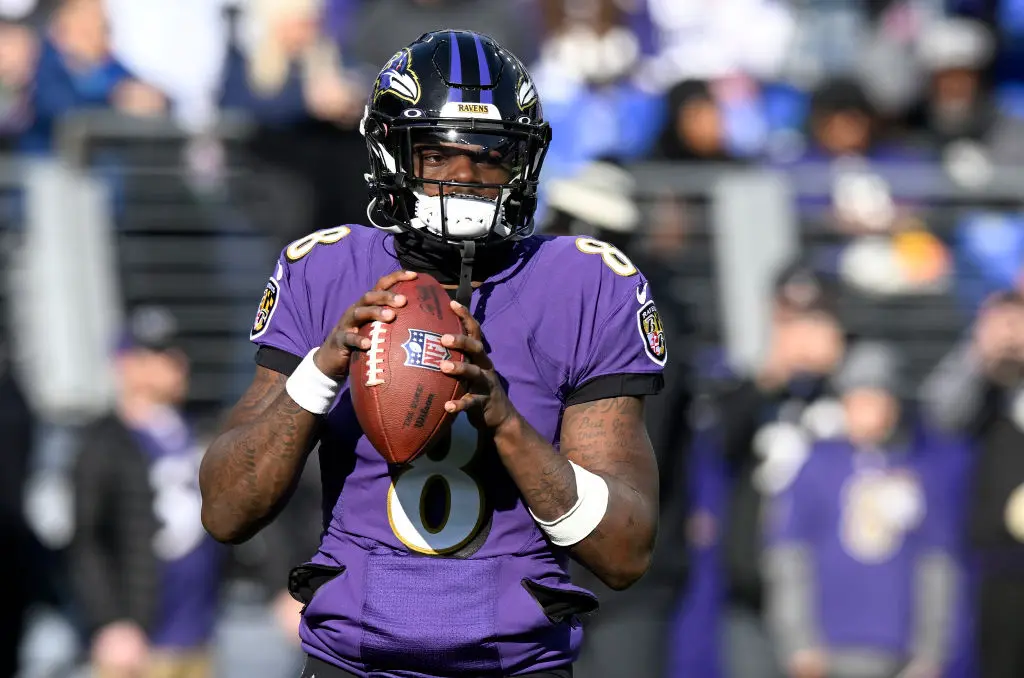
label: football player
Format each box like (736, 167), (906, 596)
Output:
(199, 30), (666, 678)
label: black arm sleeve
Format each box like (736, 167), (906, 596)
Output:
(256, 345), (303, 376)
(564, 373), (665, 407)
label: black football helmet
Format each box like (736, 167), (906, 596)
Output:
(361, 30), (551, 246)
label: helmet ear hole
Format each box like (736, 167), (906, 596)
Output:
(364, 117), (387, 141)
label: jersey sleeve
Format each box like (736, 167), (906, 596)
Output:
(564, 257), (667, 406)
(248, 250), (319, 370)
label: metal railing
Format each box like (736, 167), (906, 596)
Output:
(626, 160), (1024, 394)
(6, 109), (1022, 418)
(50, 110), (307, 417)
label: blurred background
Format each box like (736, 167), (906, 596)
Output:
(4, 1), (1024, 677)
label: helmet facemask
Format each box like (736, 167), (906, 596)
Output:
(364, 112), (551, 245)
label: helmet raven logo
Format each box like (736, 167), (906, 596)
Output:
(374, 49), (421, 104)
(516, 75), (537, 111)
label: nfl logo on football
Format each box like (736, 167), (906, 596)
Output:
(402, 329), (450, 372)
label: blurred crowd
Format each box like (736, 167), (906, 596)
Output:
(5, 1), (1024, 678)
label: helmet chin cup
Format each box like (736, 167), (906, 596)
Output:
(411, 191), (509, 240)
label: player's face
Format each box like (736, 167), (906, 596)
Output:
(413, 142), (513, 200)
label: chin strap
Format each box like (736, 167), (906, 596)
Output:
(455, 240), (476, 308)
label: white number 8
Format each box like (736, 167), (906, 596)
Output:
(387, 439), (485, 554)
(575, 237), (638, 277)
(286, 226), (352, 261)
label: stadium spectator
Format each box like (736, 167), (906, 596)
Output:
(716, 261), (847, 678)
(803, 77), (885, 164)
(70, 306), (225, 678)
(920, 290), (1024, 678)
(910, 11), (1024, 305)
(221, 0), (361, 128)
(640, 0), (796, 89)
(0, 21), (36, 140)
(765, 341), (960, 678)
(909, 15), (1024, 186)
(777, 76), (953, 299)
(773, 78), (903, 237)
(649, 79), (737, 163)
(915, 18), (996, 154)
(530, 0), (662, 188)
(778, 75), (933, 178)
(18, 0), (166, 154)
(102, 0), (234, 135)
(220, 0), (369, 241)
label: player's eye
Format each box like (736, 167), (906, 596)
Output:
(476, 151), (506, 168)
(482, 141), (526, 172)
(419, 150), (446, 166)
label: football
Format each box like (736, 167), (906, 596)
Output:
(349, 274), (467, 465)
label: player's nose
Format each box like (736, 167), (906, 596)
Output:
(444, 156), (498, 199)
(445, 153), (480, 185)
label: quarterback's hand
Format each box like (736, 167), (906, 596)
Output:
(440, 300), (515, 431)
(314, 271), (417, 380)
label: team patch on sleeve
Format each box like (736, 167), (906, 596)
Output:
(250, 278), (280, 340)
(636, 301), (667, 365)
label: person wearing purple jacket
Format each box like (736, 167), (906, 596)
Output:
(199, 30), (665, 678)
(764, 342), (959, 678)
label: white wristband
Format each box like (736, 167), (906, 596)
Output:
(529, 461), (609, 547)
(285, 348), (340, 415)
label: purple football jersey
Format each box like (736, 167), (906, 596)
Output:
(249, 225), (666, 677)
